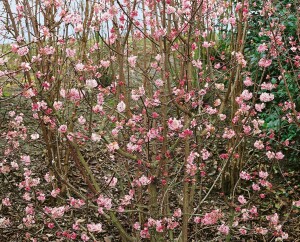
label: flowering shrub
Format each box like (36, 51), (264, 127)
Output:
(0, 0), (299, 241)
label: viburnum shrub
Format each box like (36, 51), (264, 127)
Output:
(0, 0), (299, 241)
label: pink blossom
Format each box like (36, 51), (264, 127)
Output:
(23, 192), (32, 201)
(100, 60), (110, 68)
(259, 92), (274, 102)
(91, 133), (101, 142)
(281, 232), (289, 240)
(37, 193), (45, 201)
(75, 23), (83, 33)
(259, 179), (272, 188)
(9, 111), (15, 117)
(166, 6), (176, 14)
(179, 129), (193, 138)
(219, 114), (227, 120)
(238, 195), (247, 205)
(167, 220), (179, 230)
(51, 188), (60, 198)
(222, 18), (229, 25)
(44, 206), (67, 219)
(68, 88), (84, 102)
(255, 103), (266, 112)
(155, 54), (161, 61)
(218, 224), (229, 235)
(266, 213), (279, 225)
(233, 51), (247, 67)
(47, 223), (54, 229)
(243, 125), (252, 135)
(131, 89), (141, 100)
(205, 106), (218, 115)
(67, 132), (75, 142)
(44, 172), (54, 183)
(250, 206), (258, 215)
(42, 81), (51, 90)
(10, 161), (19, 170)
(21, 62), (31, 71)
(214, 63), (221, 69)
(107, 141), (119, 152)
(156, 220), (164, 232)
(117, 101), (126, 113)
(11, 44), (19, 53)
(173, 208), (182, 217)
(222, 128), (236, 139)
(261, 82), (276, 90)
(258, 58), (272, 68)
(97, 93), (104, 105)
(140, 228), (150, 238)
(252, 183), (261, 191)
(235, 2), (242, 11)
(194, 216), (201, 224)
(241, 90), (253, 101)
(66, 48), (76, 57)
(97, 195), (112, 211)
(40, 26), (50, 37)
(229, 16), (236, 25)
(244, 77), (254, 86)
(239, 227), (247, 235)
(240, 171), (251, 180)
(21, 155), (31, 166)
(133, 222), (141, 230)
(17, 46), (29, 56)
(40, 46), (55, 55)
(93, 104), (103, 113)
(201, 210), (222, 225)
(87, 223), (102, 233)
(168, 118), (183, 131)
(186, 162), (197, 176)
(275, 151), (284, 160)
(192, 59), (202, 69)
(78, 116), (86, 124)
(255, 227), (268, 235)
(128, 56), (138, 68)
(85, 79), (98, 88)
(23, 215), (35, 227)
(138, 175), (151, 186)
(147, 218), (156, 227)
(266, 151), (275, 159)
(293, 200), (300, 207)
(257, 43), (268, 52)
(254, 140), (264, 150)
(215, 83), (225, 90)
(2, 198), (11, 206)
(30, 133), (39, 140)
(259, 171), (269, 179)
(59, 89), (66, 98)
(151, 62), (158, 69)
(201, 148), (211, 160)
(198, 89), (207, 96)
(25, 204), (34, 214)
(202, 41), (211, 48)
(58, 124), (67, 133)
(75, 63), (85, 71)
(214, 99), (221, 106)
(81, 233), (90, 241)
(104, 176), (118, 187)
(69, 197), (85, 208)
(31, 55), (41, 63)
(186, 152), (199, 176)
(23, 88), (35, 98)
